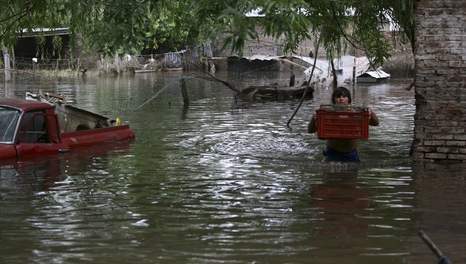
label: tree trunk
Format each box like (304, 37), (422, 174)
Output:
(2, 47), (11, 82)
(329, 55), (337, 90)
(10, 47), (15, 69)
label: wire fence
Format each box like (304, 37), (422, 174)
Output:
(2, 44), (213, 74)
(10, 56), (82, 71)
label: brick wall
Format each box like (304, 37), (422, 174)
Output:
(413, 0), (466, 162)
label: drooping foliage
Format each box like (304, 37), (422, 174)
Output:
(0, 0), (415, 65)
(0, 0), (60, 45)
(74, 0), (200, 54)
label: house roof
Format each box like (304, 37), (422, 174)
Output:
(18, 28), (70, 38)
(357, 70), (390, 79)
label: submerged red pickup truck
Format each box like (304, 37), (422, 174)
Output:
(0, 97), (135, 161)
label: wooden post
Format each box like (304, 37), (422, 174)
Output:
(289, 64), (295, 87)
(289, 73), (295, 87)
(181, 78), (189, 106)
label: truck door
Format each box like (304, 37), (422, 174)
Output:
(15, 110), (61, 158)
(0, 106), (20, 161)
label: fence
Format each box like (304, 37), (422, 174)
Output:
(3, 43), (213, 74)
(10, 56), (82, 71)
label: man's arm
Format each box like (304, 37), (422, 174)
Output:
(369, 110), (379, 126)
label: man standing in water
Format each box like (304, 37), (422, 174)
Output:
(308, 86), (379, 162)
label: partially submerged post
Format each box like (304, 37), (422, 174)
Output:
(289, 73), (295, 87)
(289, 64), (295, 87)
(181, 78), (189, 107)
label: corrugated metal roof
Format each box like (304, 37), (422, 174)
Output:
(18, 28), (70, 38)
(243, 55), (281, 60)
(357, 70), (390, 79)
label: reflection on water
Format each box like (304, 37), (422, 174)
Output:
(1, 73), (465, 263)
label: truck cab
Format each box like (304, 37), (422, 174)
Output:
(0, 98), (63, 160)
(0, 98), (134, 161)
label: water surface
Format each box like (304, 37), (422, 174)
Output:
(1, 72), (465, 263)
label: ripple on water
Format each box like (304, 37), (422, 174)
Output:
(177, 129), (319, 162)
(6, 77), (466, 263)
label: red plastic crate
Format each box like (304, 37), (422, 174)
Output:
(316, 105), (370, 140)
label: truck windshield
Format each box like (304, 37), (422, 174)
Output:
(0, 107), (21, 143)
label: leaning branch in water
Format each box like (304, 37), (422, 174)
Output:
(405, 80), (415, 91)
(188, 61), (240, 94)
(190, 71), (240, 93)
(286, 35), (321, 128)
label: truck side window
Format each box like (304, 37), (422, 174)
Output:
(17, 111), (50, 143)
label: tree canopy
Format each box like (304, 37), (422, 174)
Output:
(0, 0), (414, 65)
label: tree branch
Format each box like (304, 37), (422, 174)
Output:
(189, 61), (240, 93)
(286, 35), (321, 128)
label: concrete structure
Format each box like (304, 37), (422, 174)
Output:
(14, 28), (72, 69)
(413, 0), (466, 162)
(213, 26), (321, 58)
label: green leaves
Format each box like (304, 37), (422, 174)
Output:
(0, 0), (415, 64)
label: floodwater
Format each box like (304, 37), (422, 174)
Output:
(1, 71), (465, 264)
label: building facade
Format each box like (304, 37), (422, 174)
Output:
(413, 0), (466, 162)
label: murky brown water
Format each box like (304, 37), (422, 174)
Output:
(1, 72), (465, 263)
